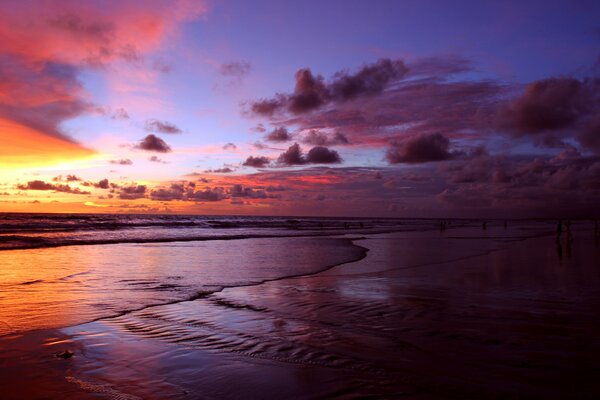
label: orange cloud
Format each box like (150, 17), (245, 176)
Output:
(0, 118), (94, 168)
(0, 0), (207, 65)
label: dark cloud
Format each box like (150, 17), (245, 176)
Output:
(243, 156), (270, 168)
(219, 61), (251, 78)
(119, 185), (147, 200)
(249, 58), (408, 117)
(265, 127), (292, 142)
(230, 184), (279, 199)
(278, 143), (306, 165)
(135, 134), (172, 153)
(95, 179), (110, 189)
(145, 119), (182, 134)
(329, 58), (409, 101)
(300, 130), (350, 146)
(578, 113), (600, 152)
(386, 133), (455, 164)
(146, 181), (227, 202)
(222, 142), (237, 150)
(288, 69), (328, 113)
(52, 174), (82, 182)
(204, 167), (234, 173)
(186, 188), (226, 202)
(250, 97), (284, 117)
(277, 143), (342, 165)
(16, 180), (90, 195)
(150, 184), (185, 201)
(437, 152), (600, 214)
(306, 146), (342, 164)
(499, 78), (595, 135)
(496, 77), (600, 153)
(110, 158), (133, 165)
(248, 56), (503, 150)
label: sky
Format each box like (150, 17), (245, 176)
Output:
(1, 0), (599, 217)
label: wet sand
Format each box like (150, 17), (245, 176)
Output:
(1, 226), (600, 399)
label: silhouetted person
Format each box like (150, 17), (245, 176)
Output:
(556, 220), (562, 243)
(556, 240), (563, 261)
(503, 220), (507, 229)
(482, 221), (487, 230)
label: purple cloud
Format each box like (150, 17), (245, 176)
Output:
(386, 133), (455, 164)
(135, 134), (172, 153)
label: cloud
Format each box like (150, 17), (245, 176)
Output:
(437, 152), (600, 214)
(249, 58), (408, 116)
(499, 78), (594, 134)
(149, 155), (167, 163)
(145, 119), (182, 134)
(497, 77), (600, 152)
(219, 61), (251, 78)
(230, 184), (279, 199)
(150, 184), (185, 201)
(578, 113), (600, 152)
(110, 158), (133, 165)
(247, 56), (503, 150)
(16, 180), (90, 195)
(329, 58), (409, 101)
(306, 146), (342, 164)
(186, 188), (226, 202)
(204, 167), (234, 173)
(0, 0), (207, 148)
(277, 143), (342, 165)
(222, 142), (237, 150)
(265, 127), (292, 142)
(53, 174), (82, 182)
(300, 130), (349, 146)
(95, 179), (110, 189)
(119, 185), (147, 199)
(135, 134), (172, 153)
(278, 143), (305, 165)
(386, 133), (455, 164)
(243, 156), (270, 168)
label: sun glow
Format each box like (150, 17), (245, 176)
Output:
(0, 119), (96, 169)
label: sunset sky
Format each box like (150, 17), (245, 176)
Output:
(1, 0), (599, 217)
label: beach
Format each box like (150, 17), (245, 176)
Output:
(1, 218), (599, 399)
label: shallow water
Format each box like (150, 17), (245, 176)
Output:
(0, 219), (599, 398)
(0, 236), (365, 335)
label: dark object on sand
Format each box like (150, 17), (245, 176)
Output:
(56, 350), (74, 359)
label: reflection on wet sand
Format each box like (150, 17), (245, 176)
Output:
(1, 223), (600, 398)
